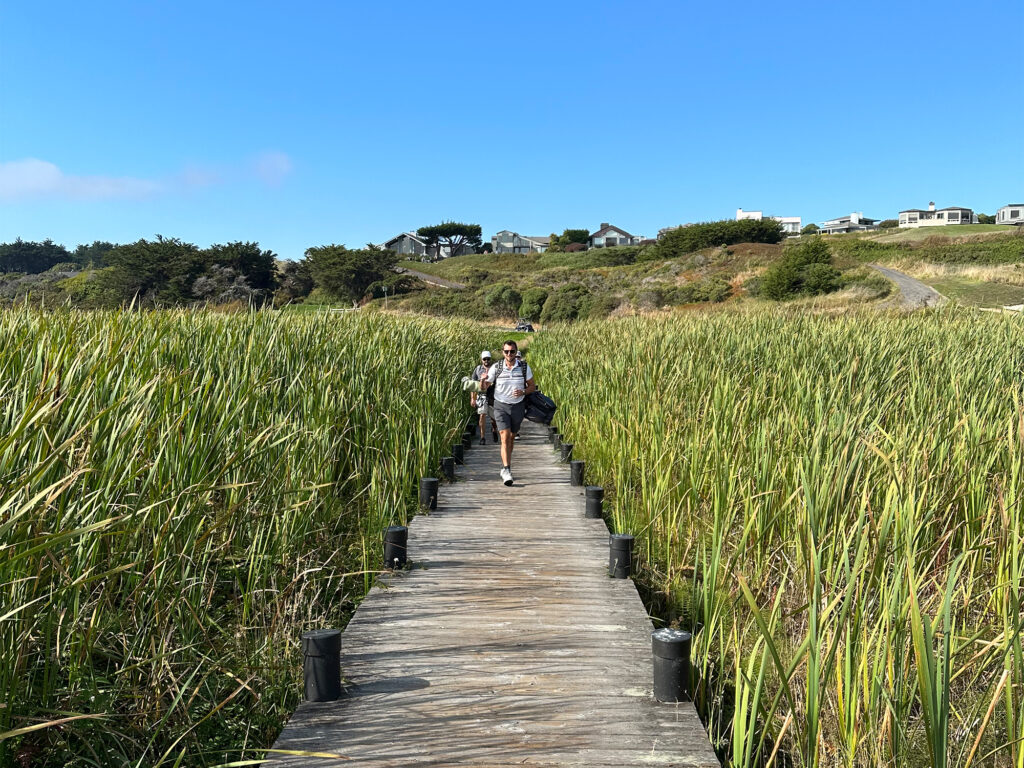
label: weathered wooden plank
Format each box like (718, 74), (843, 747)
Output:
(268, 421), (718, 767)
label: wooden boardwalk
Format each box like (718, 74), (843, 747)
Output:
(269, 421), (718, 767)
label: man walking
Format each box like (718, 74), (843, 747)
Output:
(470, 351), (499, 446)
(481, 340), (534, 486)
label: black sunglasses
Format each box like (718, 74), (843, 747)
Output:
(502, 349), (517, 355)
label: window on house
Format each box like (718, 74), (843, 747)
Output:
(1012, 210), (1020, 219)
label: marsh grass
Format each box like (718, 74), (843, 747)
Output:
(531, 309), (1024, 767)
(0, 309), (483, 767)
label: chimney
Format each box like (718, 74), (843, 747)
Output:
(600, 222), (610, 229)
(928, 201), (936, 212)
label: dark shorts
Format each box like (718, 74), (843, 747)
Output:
(493, 400), (525, 433)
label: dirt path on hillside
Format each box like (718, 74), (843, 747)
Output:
(395, 266), (467, 290)
(870, 265), (946, 309)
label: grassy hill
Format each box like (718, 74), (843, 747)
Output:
(863, 223), (1015, 243)
(396, 241), (885, 321)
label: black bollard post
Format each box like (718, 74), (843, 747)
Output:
(461, 432), (472, 451)
(585, 486), (604, 519)
(652, 628), (693, 702)
(383, 525), (408, 569)
(552, 433), (562, 451)
(452, 443), (464, 465)
(608, 533), (634, 579)
(302, 629), (342, 702)
(570, 460), (585, 486)
(466, 416), (477, 438)
(547, 426), (559, 443)
(441, 456), (456, 481)
(419, 477), (438, 510)
(560, 443), (574, 463)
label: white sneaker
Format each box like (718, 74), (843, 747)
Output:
(500, 467), (513, 486)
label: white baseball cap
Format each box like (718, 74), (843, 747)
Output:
(480, 350), (492, 359)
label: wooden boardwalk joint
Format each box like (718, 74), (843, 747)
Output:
(269, 421), (718, 767)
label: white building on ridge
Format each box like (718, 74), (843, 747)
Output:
(736, 208), (802, 235)
(997, 204), (1024, 225)
(819, 212), (879, 235)
(898, 202), (978, 228)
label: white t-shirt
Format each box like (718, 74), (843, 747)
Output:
(487, 360), (533, 405)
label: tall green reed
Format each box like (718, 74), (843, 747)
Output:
(530, 307), (1024, 767)
(0, 308), (485, 767)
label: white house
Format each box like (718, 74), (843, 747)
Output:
(588, 223), (644, 248)
(898, 202), (978, 228)
(736, 208), (802, 235)
(819, 212), (879, 235)
(997, 204), (1024, 225)
(491, 231), (551, 253)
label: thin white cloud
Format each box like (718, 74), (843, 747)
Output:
(177, 163), (223, 189)
(252, 151), (293, 186)
(0, 151), (294, 202)
(0, 158), (161, 202)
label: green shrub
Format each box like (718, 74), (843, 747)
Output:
(761, 239), (842, 300)
(640, 219), (785, 261)
(666, 279), (730, 304)
(519, 287), (549, 320)
(483, 284), (522, 317)
(403, 288), (484, 319)
(760, 263), (802, 300)
(583, 293), (619, 319)
(801, 262), (843, 294)
(541, 284), (591, 324)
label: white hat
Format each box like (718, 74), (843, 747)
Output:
(480, 350), (492, 359)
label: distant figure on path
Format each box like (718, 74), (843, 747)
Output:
(471, 351), (499, 446)
(481, 340), (535, 486)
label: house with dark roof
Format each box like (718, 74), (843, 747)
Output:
(588, 223), (643, 248)
(898, 202), (978, 228)
(819, 212), (879, 235)
(382, 232), (432, 259)
(380, 232), (474, 260)
(997, 204), (1024, 225)
(491, 231), (551, 254)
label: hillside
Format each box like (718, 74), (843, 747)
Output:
(393, 225), (1024, 320)
(820, 226), (1024, 307)
(395, 240), (891, 322)
(861, 223), (1015, 243)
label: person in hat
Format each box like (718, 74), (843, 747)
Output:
(470, 351), (499, 446)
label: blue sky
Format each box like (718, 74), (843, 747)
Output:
(1, 0), (1020, 259)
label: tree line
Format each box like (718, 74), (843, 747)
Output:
(0, 237), (415, 309)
